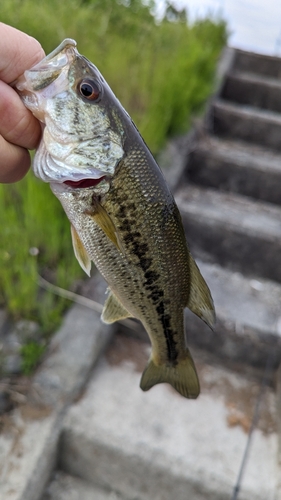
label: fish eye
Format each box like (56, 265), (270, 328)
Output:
(78, 79), (101, 101)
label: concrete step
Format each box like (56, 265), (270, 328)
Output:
(175, 184), (281, 282)
(211, 99), (281, 151)
(187, 136), (281, 204)
(42, 471), (122, 500)
(57, 339), (279, 500)
(221, 71), (281, 113)
(0, 272), (114, 500)
(184, 259), (281, 372)
(232, 49), (281, 79)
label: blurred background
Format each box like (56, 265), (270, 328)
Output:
(157, 0), (281, 55)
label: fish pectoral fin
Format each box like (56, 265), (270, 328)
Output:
(140, 351), (200, 399)
(71, 224), (91, 277)
(101, 291), (133, 324)
(90, 201), (124, 254)
(186, 254), (216, 330)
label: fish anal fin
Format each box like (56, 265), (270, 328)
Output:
(71, 224), (91, 277)
(101, 291), (133, 324)
(90, 201), (124, 254)
(187, 255), (216, 329)
(140, 351), (200, 399)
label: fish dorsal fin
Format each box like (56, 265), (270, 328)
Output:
(71, 224), (91, 276)
(91, 201), (124, 253)
(101, 290), (133, 324)
(186, 255), (216, 329)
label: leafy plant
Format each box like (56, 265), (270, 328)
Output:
(20, 341), (46, 375)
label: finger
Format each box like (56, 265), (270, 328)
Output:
(0, 135), (30, 183)
(0, 23), (45, 83)
(0, 80), (42, 150)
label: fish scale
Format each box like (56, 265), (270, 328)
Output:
(14, 38), (215, 399)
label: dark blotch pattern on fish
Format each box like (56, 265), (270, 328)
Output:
(112, 195), (178, 364)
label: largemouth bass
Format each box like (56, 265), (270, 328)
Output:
(14, 39), (215, 399)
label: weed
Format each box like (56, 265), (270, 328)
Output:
(20, 341), (46, 375)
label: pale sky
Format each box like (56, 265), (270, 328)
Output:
(156, 0), (281, 55)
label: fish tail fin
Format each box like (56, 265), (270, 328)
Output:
(140, 351), (200, 399)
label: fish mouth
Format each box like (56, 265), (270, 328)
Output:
(13, 39), (78, 121)
(63, 176), (106, 189)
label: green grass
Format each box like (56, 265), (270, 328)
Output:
(0, 0), (227, 337)
(20, 340), (46, 375)
(0, 171), (82, 333)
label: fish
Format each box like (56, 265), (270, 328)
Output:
(14, 39), (215, 399)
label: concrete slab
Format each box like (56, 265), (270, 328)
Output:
(222, 71), (281, 112)
(32, 303), (112, 408)
(0, 274), (114, 500)
(59, 333), (279, 500)
(187, 136), (281, 204)
(232, 49), (281, 79)
(175, 184), (281, 282)
(42, 471), (122, 500)
(276, 363), (281, 500)
(197, 260), (281, 335)
(184, 260), (281, 371)
(212, 99), (281, 151)
(0, 407), (60, 500)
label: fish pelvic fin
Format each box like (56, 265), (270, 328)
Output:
(187, 254), (216, 330)
(140, 351), (200, 399)
(101, 290), (133, 324)
(90, 200), (124, 254)
(71, 224), (91, 276)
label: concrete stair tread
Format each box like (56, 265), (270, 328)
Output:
(194, 135), (281, 173)
(211, 98), (281, 151)
(58, 344), (279, 500)
(187, 135), (281, 203)
(221, 71), (281, 113)
(185, 260), (281, 370)
(214, 98), (281, 124)
(233, 48), (281, 78)
(175, 184), (281, 282)
(197, 259), (281, 337)
(176, 184), (281, 239)
(227, 70), (281, 88)
(42, 472), (121, 500)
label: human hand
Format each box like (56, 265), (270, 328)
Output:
(0, 23), (45, 183)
